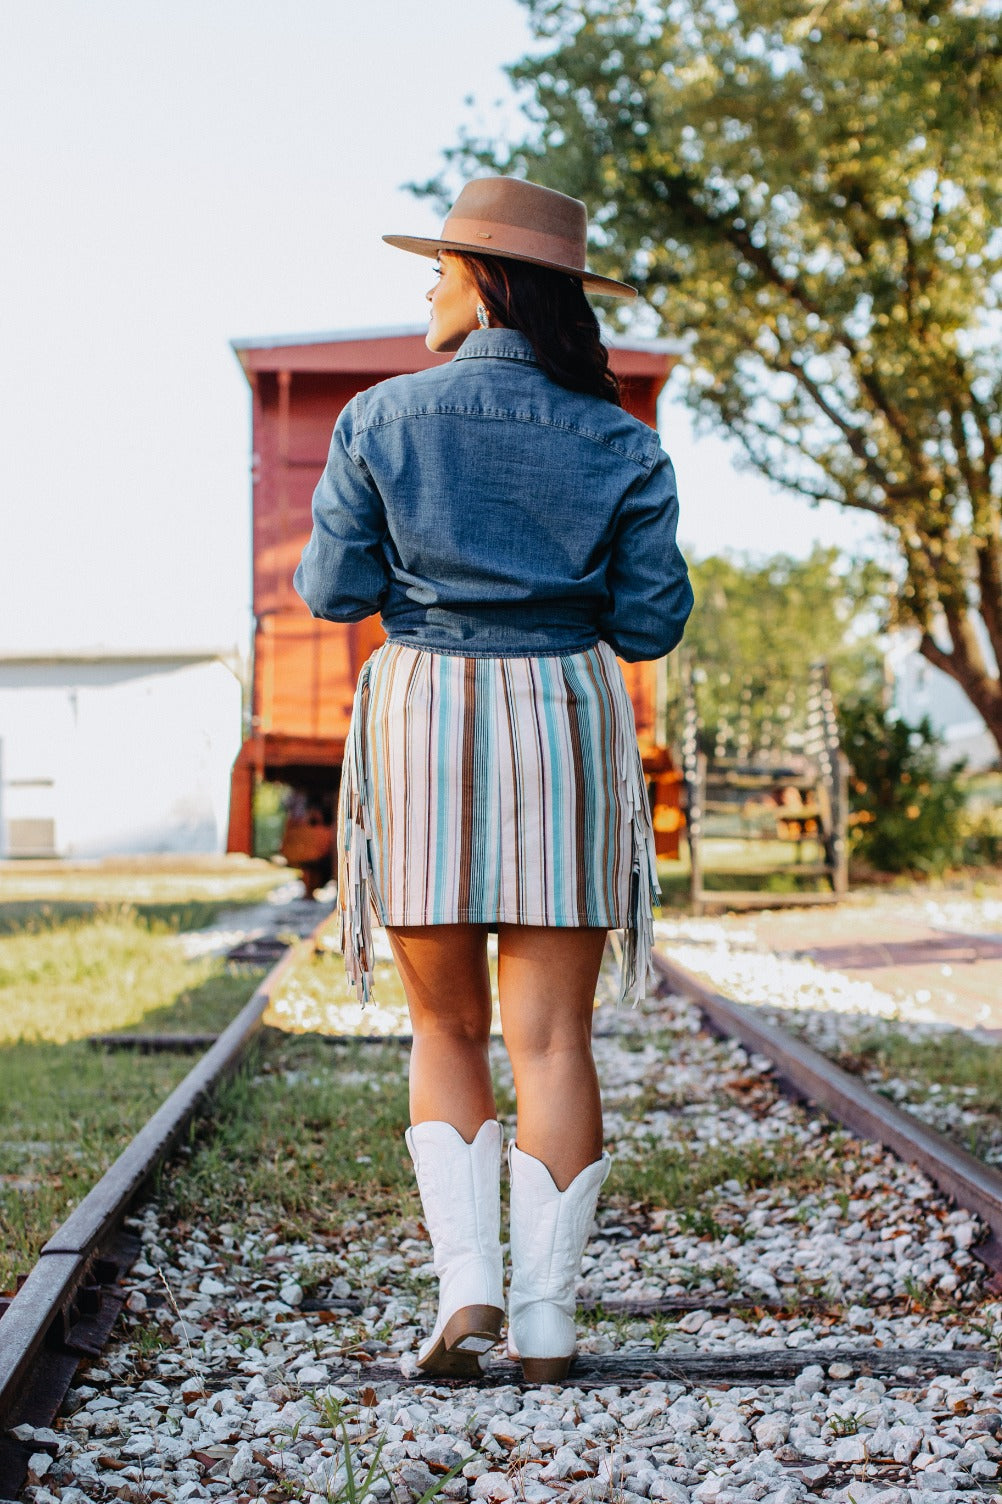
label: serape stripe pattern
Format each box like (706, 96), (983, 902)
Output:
(337, 641), (659, 1008)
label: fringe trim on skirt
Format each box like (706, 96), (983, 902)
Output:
(337, 641), (660, 1009)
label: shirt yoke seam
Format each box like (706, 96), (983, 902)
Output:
(351, 405), (658, 472)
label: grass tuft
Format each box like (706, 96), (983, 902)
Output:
(164, 1038), (413, 1228)
(0, 870), (282, 1289)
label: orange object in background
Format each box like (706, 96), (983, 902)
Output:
(227, 327), (685, 884)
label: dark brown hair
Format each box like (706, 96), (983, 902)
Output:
(455, 252), (621, 407)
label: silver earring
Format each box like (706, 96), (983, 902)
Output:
(476, 302), (489, 329)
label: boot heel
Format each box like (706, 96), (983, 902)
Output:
(521, 1354), (573, 1383)
(416, 1303), (504, 1377)
(507, 1146), (611, 1390)
(406, 1121), (504, 1381)
(443, 1303), (504, 1353)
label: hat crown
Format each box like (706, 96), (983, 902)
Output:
(381, 175), (637, 297)
(444, 178), (587, 266)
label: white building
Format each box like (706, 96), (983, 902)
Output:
(887, 630), (999, 772)
(0, 651), (243, 858)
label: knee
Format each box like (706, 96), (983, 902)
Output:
(503, 1016), (592, 1069)
(411, 1003), (492, 1049)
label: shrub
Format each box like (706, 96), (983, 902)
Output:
(841, 696), (967, 874)
(959, 806), (1002, 866)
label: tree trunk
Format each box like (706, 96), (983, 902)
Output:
(918, 631), (1002, 762)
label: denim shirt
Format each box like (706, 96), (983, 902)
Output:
(294, 329), (693, 662)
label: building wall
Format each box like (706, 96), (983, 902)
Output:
(889, 631), (998, 772)
(0, 658), (242, 857)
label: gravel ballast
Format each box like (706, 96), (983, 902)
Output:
(17, 920), (1002, 1504)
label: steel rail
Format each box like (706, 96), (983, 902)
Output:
(0, 931), (305, 1458)
(4, 931), (999, 1484)
(650, 950), (1002, 1280)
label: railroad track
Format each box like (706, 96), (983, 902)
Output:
(2, 932), (1001, 1497)
(648, 951), (1002, 1288)
(0, 920), (321, 1501)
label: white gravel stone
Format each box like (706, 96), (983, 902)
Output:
(753, 1415), (789, 1448)
(649, 1481), (692, 1503)
(470, 1473), (516, 1501)
(26, 910), (1002, 1504)
(830, 1434), (868, 1462)
(26, 1453), (52, 1481)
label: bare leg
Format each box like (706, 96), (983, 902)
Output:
(386, 923), (496, 1141)
(497, 925), (608, 1190)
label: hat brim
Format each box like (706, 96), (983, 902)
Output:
(382, 233), (637, 299)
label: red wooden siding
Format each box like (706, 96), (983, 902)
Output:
(228, 328), (683, 861)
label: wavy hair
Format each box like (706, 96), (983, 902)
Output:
(454, 252), (621, 407)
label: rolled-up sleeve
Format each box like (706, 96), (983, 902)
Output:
(598, 450), (694, 662)
(293, 399), (390, 622)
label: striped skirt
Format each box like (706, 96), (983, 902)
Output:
(337, 640), (660, 1008)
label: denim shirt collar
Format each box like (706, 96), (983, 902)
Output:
(453, 329), (538, 364)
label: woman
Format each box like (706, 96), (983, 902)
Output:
(295, 177), (693, 1382)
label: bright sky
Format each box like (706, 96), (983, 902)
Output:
(1, 0), (882, 657)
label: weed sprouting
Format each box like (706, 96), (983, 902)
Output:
(678, 1206), (730, 1241)
(902, 1274), (936, 1309)
(295, 1394), (470, 1504)
(157, 1267), (205, 1396)
(648, 1312), (674, 1349)
(828, 1413), (861, 1437)
(130, 1322), (167, 1359)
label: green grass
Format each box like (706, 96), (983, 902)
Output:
(0, 855), (284, 906)
(843, 1027), (1002, 1118)
(0, 905), (258, 1044)
(159, 1027), (847, 1271)
(0, 1038), (200, 1287)
(164, 1037), (414, 1234)
(610, 1132), (835, 1210)
(0, 896), (275, 939)
(0, 867), (283, 1290)
(0, 964), (268, 1289)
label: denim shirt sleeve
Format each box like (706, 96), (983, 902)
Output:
(598, 450), (694, 663)
(293, 397), (390, 622)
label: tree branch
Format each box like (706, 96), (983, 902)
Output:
(657, 176), (942, 494)
(778, 354), (891, 501)
(720, 410), (889, 513)
(920, 628), (1002, 732)
(975, 543), (1002, 675)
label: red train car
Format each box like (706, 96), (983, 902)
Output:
(227, 327), (684, 885)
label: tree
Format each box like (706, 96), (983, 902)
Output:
(430, 0), (1002, 754)
(677, 546), (885, 748)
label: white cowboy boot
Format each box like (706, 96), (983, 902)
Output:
(405, 1119), (504, 1377)
(507, 1143), (612, 1382)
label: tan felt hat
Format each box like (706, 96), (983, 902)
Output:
(383, 176), (637, 299)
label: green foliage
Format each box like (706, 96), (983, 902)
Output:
(957, 773), (1002, 864)
(674, 546), (884, 749)
(254, 779), (289, 859)
(848, 1023), (1002, 1121)
(841, 694), (966, 871)
(0, 904), (263, 1044)
(165, 1038), (414, 1228)
(959, 806), (1002, 865)
(435, 0), (1002, 754)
